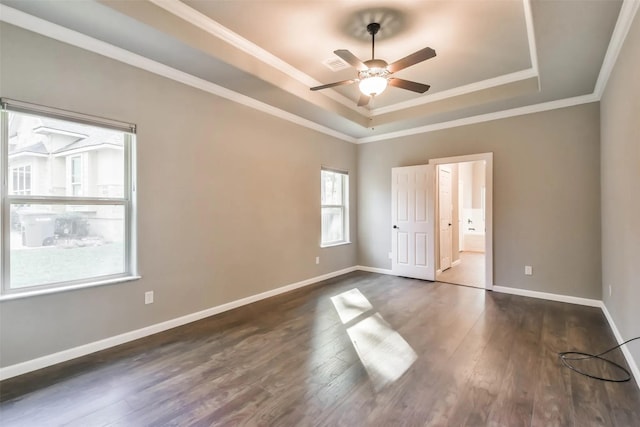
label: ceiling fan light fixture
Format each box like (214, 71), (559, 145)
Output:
(309, 22), (435, 106)
(359, 76), (388, 97)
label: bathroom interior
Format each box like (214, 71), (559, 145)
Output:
(436, 160), (486, 288)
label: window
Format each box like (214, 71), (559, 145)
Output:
(70, 155), (83, 196)
(321, 168), (349, 246)
(11, 165), (31, 195)
(1, 99), (137, 296)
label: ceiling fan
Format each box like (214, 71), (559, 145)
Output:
(310, 22), (436, 107)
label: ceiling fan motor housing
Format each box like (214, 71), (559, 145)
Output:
(359, 59), (390, 80)
(367, 22), (381, 36)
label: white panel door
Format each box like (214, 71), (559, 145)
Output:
(439, 166), (453, 271)
(391, 165), (435, 280)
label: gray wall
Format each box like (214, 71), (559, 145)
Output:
(357, 104), (602, 298)
(0, 24), (357, 367)
(600, 12), (640, 370)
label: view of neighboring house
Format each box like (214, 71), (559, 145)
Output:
(8, 113), (125, 248)
(6, 113), (128, 288)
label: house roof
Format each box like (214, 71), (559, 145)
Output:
(8, 115), (124, 156)
(8, 142), (49, 156)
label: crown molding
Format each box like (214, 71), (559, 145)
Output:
(369, 0), (540, 117)
(0, 5), (357, 144)
(356, 93), (599, 144)
(593, 0), (640, 98)
(149, 0), (545, 119)
(369, 68), (538, 116)
(1, 0), (636, 146)
(148, 0), (361, 115)
(523, 0), (540, 77)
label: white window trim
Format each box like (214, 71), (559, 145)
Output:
(0, 100), (138, 297)
(320, 168), (350, 247)
(69, 154), (84, 197)
(10, 164), (32, 196)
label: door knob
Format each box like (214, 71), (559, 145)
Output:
(448, 223), (452, 226)
(393, 225), (398, 229)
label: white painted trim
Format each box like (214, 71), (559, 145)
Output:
(451, 259), (462, 267)
(522, 0), (540, 77)
(356, 265), (394, 275)
(370, 69), (538, 116)
(357, 94), (598, 144)
(430, 153), (493, 290)
(429, 153), (493, 290)
(0, 5), (356, 144)
(492, 285), (602, 307)
(0, 1), (635, 144)
(594, 0), (640, 97)
(600, 302), (640, 390)
(0, 266), (357, 380)
(151, 0), (543, 120)
(148, 0), (360, 114)
(3, 263), (635, 391)
(492, 286), (640, 389)
(0, 276), (141, 302)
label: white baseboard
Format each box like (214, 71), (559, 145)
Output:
(4, 267), (637, 393)
(600, 303), (640, 391)
(452, 259), (462, 267)
(492, 285), (602, 307)
(0, 266), (358, 381)
(356, 265), (394, 275)
(493, 285), (639, 389)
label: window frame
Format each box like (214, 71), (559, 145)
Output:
(69, 154), (83, 196)
(320, 168), (350, 247)
(11, 164), (31, 196)
(0, 99), (139, 298)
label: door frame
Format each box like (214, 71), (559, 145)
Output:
(437, 165), (453, 272)
(429, 153), (493, 289)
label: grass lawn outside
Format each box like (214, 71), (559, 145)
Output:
(10, 242), (125, 289)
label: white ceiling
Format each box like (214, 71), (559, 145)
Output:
(0, 0), (634, 142)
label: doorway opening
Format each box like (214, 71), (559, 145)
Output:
(429, 153), (493, 289)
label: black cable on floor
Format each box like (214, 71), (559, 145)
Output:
(558, 336), (640, 382)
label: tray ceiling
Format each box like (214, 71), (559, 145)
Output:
(0, 0), (633, 142)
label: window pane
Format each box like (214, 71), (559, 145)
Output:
(321, 170), (343, 205)
(322, 207), (344, 244)
(9, 204), (126, 289)
(24, 166), (31, 194)
(7, 112), (124, 198)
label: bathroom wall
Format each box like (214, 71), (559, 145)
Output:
(459, 161), (486, 243)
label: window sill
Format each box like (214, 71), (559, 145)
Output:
(321, 241), (352, 249)
(0, 275), (142, 301)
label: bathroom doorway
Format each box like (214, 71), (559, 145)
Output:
(430, 153), (493, 289)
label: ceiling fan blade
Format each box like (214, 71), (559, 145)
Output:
(310, 79), (356, 91)
(334, 50), (368, 71)
(387, 47), (436, 73)
(389, 78), (431, 93)
(357, 94), (371, 107)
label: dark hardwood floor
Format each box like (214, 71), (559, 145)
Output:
(1, 271), (639, 426)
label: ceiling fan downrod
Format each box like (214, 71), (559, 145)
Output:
(367, 22), (380, 60)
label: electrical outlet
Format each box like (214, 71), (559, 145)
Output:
(388, 252), (393, 260)
(315, 256), (320, 265)
(145, 291), (154, 305)
(609, 285), (612, 297)
(525, 266), (533, 276)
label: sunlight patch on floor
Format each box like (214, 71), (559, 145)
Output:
(330, 288), (374, 324)
(331, 288), (417, 390)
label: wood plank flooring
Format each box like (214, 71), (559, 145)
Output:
(1, 271), (639, 426)
(437, 251), (485, 288)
